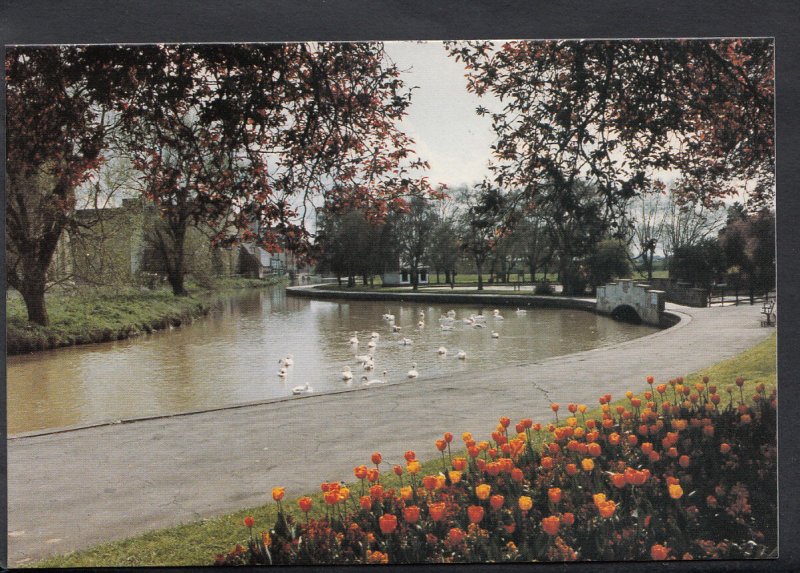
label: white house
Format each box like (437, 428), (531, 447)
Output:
(382, 265), (429, 286)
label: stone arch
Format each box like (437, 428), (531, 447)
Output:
(610, 304), (643, 324)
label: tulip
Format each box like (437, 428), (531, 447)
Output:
(566, 463), (578, 476)
(403, 505), (421, 524)
(511, 467), (524, 482)
(379, 513), (397, 534)
(272, 487), (285, 502)
(367, 468), (380, 482)
(679, 455), (691, 469)
(518, 496), (533, 511)
(499, 416), (511, 427)
(429, 501), (447, 521)
(562, 512), (575, 526)
(436, 439), (447, 452)
(359, 495), (372, 511)
(651, 544), (669, 560)
(244, 516), (254, 528)
(452, 457), (467, 471)
(467, 505), (485, 524)
(668, 484), (684, 499)
(393, 464), (403, 476)
(371, 452), (382, 465)
(423, 475), (438, 491)
(597, 500), (617, 518)
(354, 465), (368, 480)
(404, 450), (416, 462)
(627, 434), (638, 446)
(298, 496), (313, 513)
(369, 484), (384, 500)
(541, 515), (560, 535)
(581, 458), (595, 472)
(548, 488), (562, 504)
(324, 490), (339, 505)
(399, 486), (413, 500)
(475, 484), (491, 500)
(720, 443), (731, 454)
(444, 431), (453, 443)
(448, 470), (462, 484)
(407, 460), (421, 474)
(541, 456), (554, 469)
(611, 473), (627, 488)
(588, 442), (602, 457)
(446, 527), (465, 545)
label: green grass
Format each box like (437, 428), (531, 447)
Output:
(30, 333), (776, 568)
(6, 276), (285, 354)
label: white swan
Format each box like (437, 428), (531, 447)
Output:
(383, 313), (395, 322)
(355, 353), (373, 363)
(342, 366), (353, 381)
(400, 338), (412, 346)
(473, 322), (485, 328)
(457, 350), (467, 360)
(493, 309), (504, 320)
(407, 362), (419, 378)
(515, 308), (527, 315)
(463, 317), (474, 325)
(392, 324), (401, 332)
(278, 367), (288, 377)
(364, 359), (375, 371)
(282, 354), (294, 367)
(292, 382), (313, 394)
(437, 346), (448, 355)
(419, 311), (425, 318)
(367, 339), (377, 348)
(362, 371), (387, 386)
(473, 314), (486, 322)
(447, 310), (456, 319)
(417, 320), (425, 328)
(491, 331), (500, 339)
(349, 332), (359, 345)
(370, 332), (380, 340)
(440, 324), (454, 331)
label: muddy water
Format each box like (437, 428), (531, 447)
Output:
(6, 287), (656, 434)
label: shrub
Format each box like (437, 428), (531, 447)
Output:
(216, 377), (776, 565)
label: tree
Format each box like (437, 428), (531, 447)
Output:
(5, 47), (127, 325)
(624, 182), (668, 281)
(426, 217), (460, 284)
(116, 44), (432, 296)
(661, 182), (726, 263)
(585, 238), (631, 292)
(447, 39), (774, 215)
(458, 183), (507, 291)
(392, 196), (436, 291)
(668, 239), (726, 288)
(718, 209), (775, 302)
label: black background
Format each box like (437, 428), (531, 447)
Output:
(2, 1), (798, 572)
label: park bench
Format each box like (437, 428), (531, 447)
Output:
(760, 299), (776, 327)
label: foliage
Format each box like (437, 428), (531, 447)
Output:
(718, 209), (775, 296)
(457, 183), (508, 291)
(668, 239), (727, 288)
(391, 196), (438, 290)
(225, 375), (776, 564)
(585, 239), (632, 289)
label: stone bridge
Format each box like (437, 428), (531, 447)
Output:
(596, 280), (666, 326)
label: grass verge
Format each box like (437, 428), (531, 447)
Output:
(6, 276), (285, 355)
(29, 333), (776, 567)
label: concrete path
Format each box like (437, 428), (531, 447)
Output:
(7, 303), (774, 566)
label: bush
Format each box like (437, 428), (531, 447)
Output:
(217, 377), (776, 565)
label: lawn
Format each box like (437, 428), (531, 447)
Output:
(31, 333), (776, 567)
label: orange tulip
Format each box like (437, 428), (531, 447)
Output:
(324, 490), (339, 505)
(562, 512), (575, 526)
(587, 442), (602, 457)
(399, 486), (413, 500)
(679, 455), (691, 468)
(548, 488), (562, 504)
(499, 416), (511, 427)
(720, 443), (731, 454)
(371, 452), (382, 465)
(668, 484), (684, 499)
(566, 463), (578, 476)
(612, 473), (627, 488)
(490, 494), (505, 510)
(541, 456), (554, 469)
(272, 487), (285, 502)
(423, 475), (438, 491)
(511, 467), (524, 482)
(370, 484), (384, 500)
(298, 496), (313, 512)
(403, 505), (421, 524)
(448, 470), (462, 484)
(475, 484), (491, 500)
(359, 495), (372, 511)
(436, 439), (447, 452)
(367, 468), (380, 482)
(568, 403), (578, 413)
(581, 458), (595, 472)
(354, 465), (368, 480)
(452, 457), (467, 471)
(393, 464), (403, 476)
(379, 513), (397, 534)
(446, 527), (465, 545)
(541, 515), (560, 535)
(597, 500), (617, 518)
(468, 505), (485, 524)
(407, 460), (421, 474)
(651, 544), (669, 560)
(518, 496), (533, 511)
(428, 501), (447, 521)
(444, 431), (454, 443)
(404, 450), (416, 462)
(244, 515), (254, 528)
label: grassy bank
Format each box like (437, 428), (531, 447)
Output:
(6, 276), (285, 355)
(30, 333), (776, 567)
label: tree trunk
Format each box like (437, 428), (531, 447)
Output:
(19, 277), (49, 326)
(436, 269), (440, 284)
(476, 261), (484, 291)
(444, 269), (451, 283)
(411, 261), (419, 291)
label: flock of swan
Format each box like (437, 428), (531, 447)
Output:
(279, 306), (530, 396)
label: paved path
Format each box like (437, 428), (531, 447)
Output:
(7, 303), (774, 565)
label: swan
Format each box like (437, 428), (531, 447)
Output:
(417, 320), (425, 328)
(342, 366), (353, 381)
(491, 331), (500, 339)
(367, 339), (377, 348)
(419, 310), (426, 318)
(282, 354), (294, 367)
(364, 359), (375, 371)
(493, 309), (504, 320)
(355, 353), (373, 363)
(278, 367), (288, 377)
(392, 324), (402, 332)
(440, 324), (454, 331)
(400, 338), (412, 346)
(463, 318), (474, 325)
(362, 371), (387, 386)
(473, 314), (486, 322)
(349, 332), (359, 345)
(292, 382), (313, 394)
(370, 332), (380, 340)
(407, 362), (419, 378)
(457, 350), (467, 360)
(447, 310), (456, 319)
(473, 322), (485, 328)
(515, 308), (527, 315)
(437, 346), (448, 355)
(383, 313), (395, 322)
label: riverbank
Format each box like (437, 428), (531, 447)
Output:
(7, 302), (774, 566)
(6, 276), (285, 355)
(25, 331), (776, 567)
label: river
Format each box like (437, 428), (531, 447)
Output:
(6, 286), (656, 434)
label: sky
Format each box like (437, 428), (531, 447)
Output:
(384, 41), (496, 189)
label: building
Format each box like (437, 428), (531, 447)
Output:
(381, 265), (429, 287)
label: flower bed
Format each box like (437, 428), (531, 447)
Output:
(215, 376), (776, 564)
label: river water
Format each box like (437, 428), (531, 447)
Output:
(6, 286), (656, 434)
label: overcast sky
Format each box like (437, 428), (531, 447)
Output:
(384, 41), (496, 189)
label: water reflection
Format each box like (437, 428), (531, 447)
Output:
(7, 287), (655, 434)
